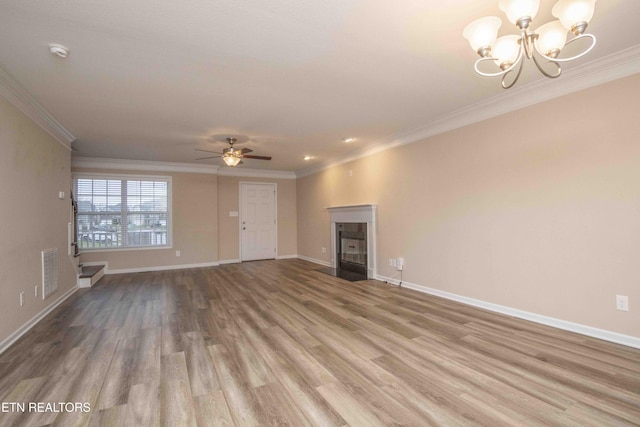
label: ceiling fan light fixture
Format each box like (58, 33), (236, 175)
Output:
(195, 135), (271, 165)
(342, 137), (355, 143)
(223, 153), (242, 167)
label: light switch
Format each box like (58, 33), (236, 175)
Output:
(58, 191), (65, 199)
(229, 211), (239, 217)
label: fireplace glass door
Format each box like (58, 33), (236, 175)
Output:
(337, 222), (367, 275)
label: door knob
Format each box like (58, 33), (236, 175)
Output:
(243, 227), (246, 230)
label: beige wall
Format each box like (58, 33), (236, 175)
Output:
(0, 95), (77, 345)
(74, 168), (219, 271)
(297, 74), (640, 338)
(72, 170), (298, 270)
(218, 176), (297, 261)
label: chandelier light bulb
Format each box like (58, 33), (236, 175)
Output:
(493, 35), (521, 69)
(535, 20), (569, 57)
(498, 0), (540, 26)
(463, 16), (502, 55)
(552, 0), (597, 34)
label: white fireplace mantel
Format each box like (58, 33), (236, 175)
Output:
(327, 204), (377, 278)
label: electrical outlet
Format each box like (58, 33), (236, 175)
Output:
(397, 257), (404, 271)
(322, 247), (327, 254)
(388, 258), (393, 266)
(35, 285), (38, 297)
(176, 250), (181, 257)
(616, 295), (629, 311)
(391, 258), (397, 268)
(20, 292), (25, 307)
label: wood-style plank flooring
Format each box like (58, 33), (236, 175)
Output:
(1, 259), (639, 426)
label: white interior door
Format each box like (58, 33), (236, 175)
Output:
(240, 183), (276, 261)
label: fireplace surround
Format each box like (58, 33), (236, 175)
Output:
(327, 204), (377, 279)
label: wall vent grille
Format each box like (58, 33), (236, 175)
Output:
(42, 248), (58, 299)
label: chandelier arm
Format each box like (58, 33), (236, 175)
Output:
(535, 33), (597, 63)
(531, 53), (562, 78)
(474, 57), (507, 77)
(501, 55), (525, 89)
(521, 30), (534, 60)
(473, 46), (524, 78)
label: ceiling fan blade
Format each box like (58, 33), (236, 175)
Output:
(195, 148), (223, 154)
(196, 155), (221, 160)
(242, 155), (272, 160)
(238, 148), (253, 154)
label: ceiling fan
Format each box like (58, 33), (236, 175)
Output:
(195, 137), (272, 167)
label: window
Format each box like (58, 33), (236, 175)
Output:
(73, 174), (171, 250)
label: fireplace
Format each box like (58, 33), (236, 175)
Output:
(337, 222), (367, 276)
(322, 204), (377, 281)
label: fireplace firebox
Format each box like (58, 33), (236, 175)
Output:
(336, 222), (367, 277)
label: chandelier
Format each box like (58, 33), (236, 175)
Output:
(463, 0), (597, 89)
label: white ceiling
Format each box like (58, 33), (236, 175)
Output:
(1, 0), (639, 173)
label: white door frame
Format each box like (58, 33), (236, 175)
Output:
(239, 181), (278, 261)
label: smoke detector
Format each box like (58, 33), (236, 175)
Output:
(48, 44), (69, 58)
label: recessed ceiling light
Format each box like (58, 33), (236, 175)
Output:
(303, 155), (314, 161)
(49, 44), (70, 58)
(342, 137), (355, 143)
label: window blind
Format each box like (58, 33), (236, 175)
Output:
(73, 175), (171, 250)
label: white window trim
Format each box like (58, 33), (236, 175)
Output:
(72, 172), (173, 253)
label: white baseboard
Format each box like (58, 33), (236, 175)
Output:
(0, 285), (79, 355)
(276, 254), (298, 260)
(297, 255), (332, 267)
(104, 261), (219, 274)
(218, 259), (241, 265)
(376, 274), (640, 350)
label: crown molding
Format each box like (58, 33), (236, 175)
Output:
(296, 44), (640, 178)
(71, 156), (296, 178)
(218, 167), (297, 180)
(0, 64), (75, 149)
(72, 157), (220, 174)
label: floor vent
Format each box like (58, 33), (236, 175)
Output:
(42, 248), (58, 299)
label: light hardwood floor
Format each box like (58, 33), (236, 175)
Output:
(1, 259), (639, 426)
